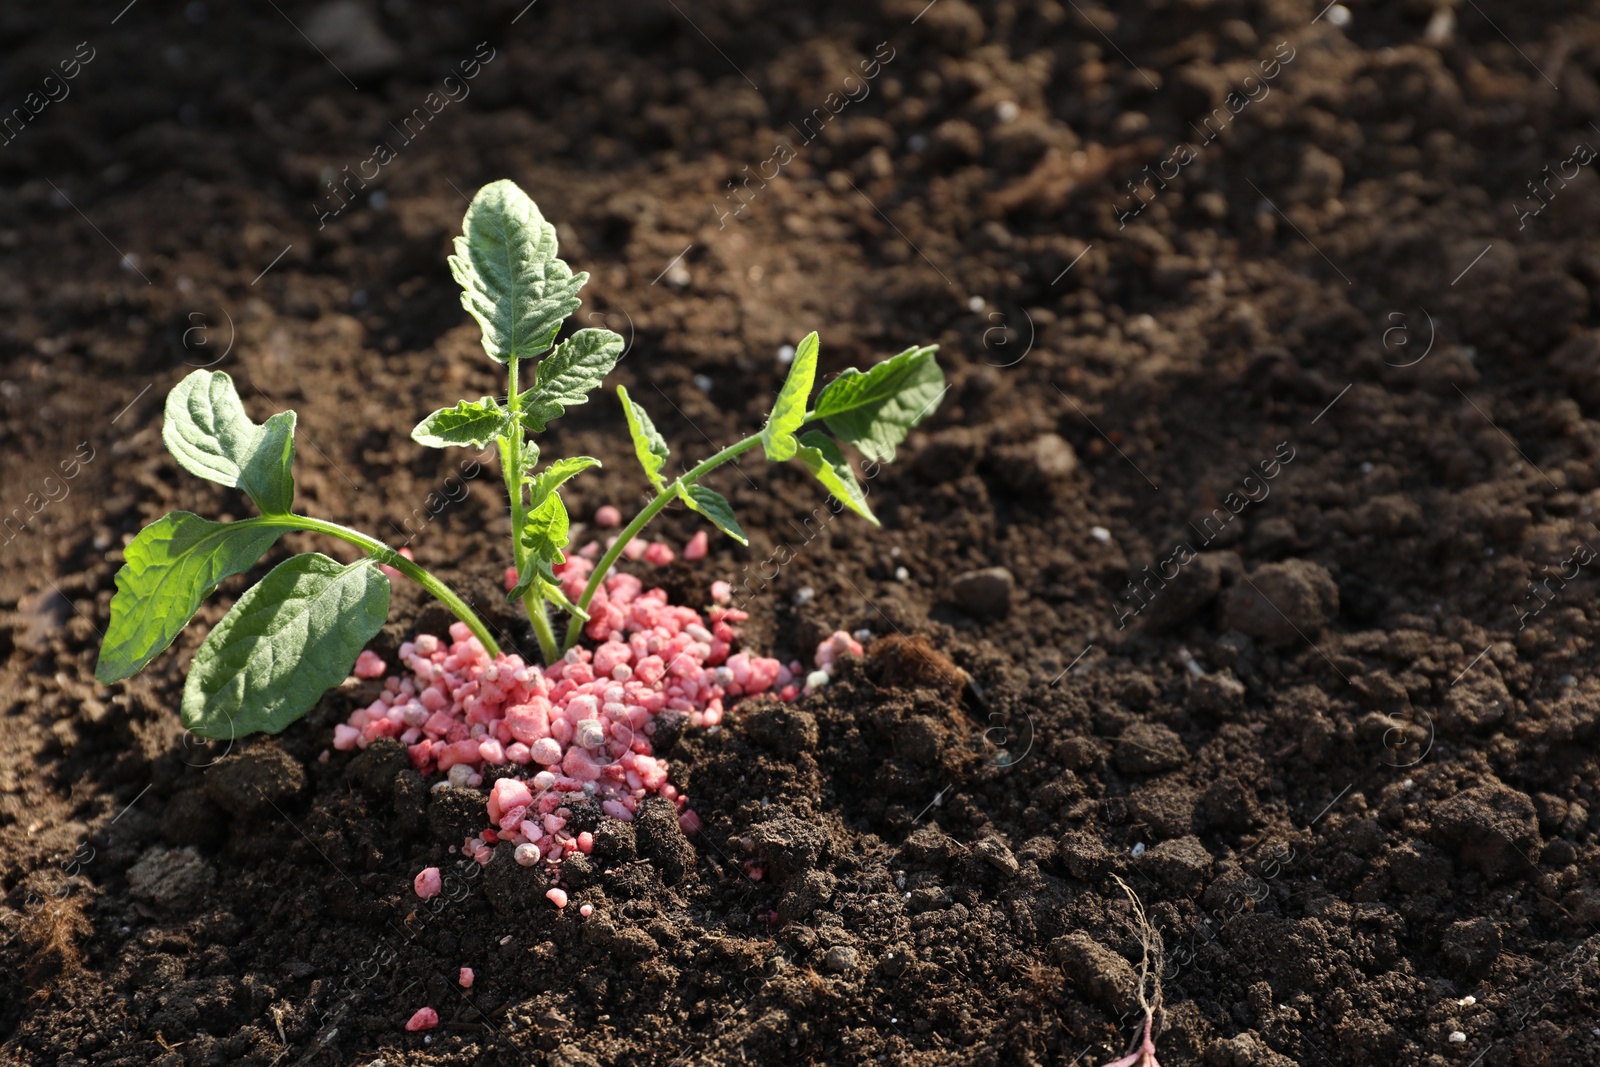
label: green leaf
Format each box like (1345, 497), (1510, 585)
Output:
(412, 397), (509, 449)
(509, 489), (573, 602)
(163, 369), (298, 514)
(675, 484), (747, 545)
(505, 567), (542, 603)
(518, 328), (625, 432)
(451, 179), (587, 364)
(796, 431), (877, 525)
(617, 385), (669, 490)
(762, 331), (819, 462)
(96, 512), (288, 684)
(521, 492), (571, 566)
(813, 344), (945, 463)
(527, 456), (601, 507)
(163, 370), (258, 486)
(241, 412), (297, 516)
(179, 553), (390, 739)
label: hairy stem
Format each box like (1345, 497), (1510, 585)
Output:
(504, 358), (561, 664)
(561, 433), (765, 652)
(266, 514), (501, 657)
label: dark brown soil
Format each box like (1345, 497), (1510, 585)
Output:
(4, 1), (1600, 1064)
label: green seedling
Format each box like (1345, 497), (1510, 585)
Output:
(95, 179), (944, 742)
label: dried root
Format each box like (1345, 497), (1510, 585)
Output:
(1099, 875), (1164, 1067)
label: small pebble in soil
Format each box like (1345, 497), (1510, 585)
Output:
(459, 967), (474, 988)
(825, 945), (859, 972)
(514, 843), (541, 866)
(1448, 1031), (1466, 1044)
(794, 586), (814, 605)
(894, 566), (909, 581)
(547, 888), (568, 909)
(1131, 842), (1146, 858)
(692, 373), (713, 393)
(405, 1007), (438, 1031)
(1091, 525), (1111, 543)
(580, 903), (593, 917)
(413, 867), (442, 899)
(951, 566), (1015, 617)
(595, 505), (621, 527)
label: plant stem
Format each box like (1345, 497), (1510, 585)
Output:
(503, 357), (561, 664)
(561, 433), (765, 652)
(524, 589), (561, 663)
(265, 514), (501, 657)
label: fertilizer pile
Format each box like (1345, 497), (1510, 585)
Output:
(335, 548), (862, 892)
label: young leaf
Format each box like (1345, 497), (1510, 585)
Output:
(812, 344), (945, 463)
(675, 484), (748, 545)
(163, 369), (259, 485)
(504, 565), (540, 603)
(796, 431), (877, 525)
(508, 489), (573, 602)
(163, 369), (298, 515)
(527, 456), (601, 506)
(761, 331), (819, 462)
(617, 385), (669, 490)
(241, 411), (298, 516)
(512, 440), (542, 480)
(451, 179), (587, 364)
(180, 553), (390, 739)
(412, 397), (509, 449)
(96, 512), (288, 684)
(518, 328), (625, 432)
(521, 492), (571, 566)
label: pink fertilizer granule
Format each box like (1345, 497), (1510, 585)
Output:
(405, 1006), (438, 1031)
(338, 552), (867, 886)
(413, 867), (442, 899)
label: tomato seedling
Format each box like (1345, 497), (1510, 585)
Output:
(95, 179), (944, 742)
